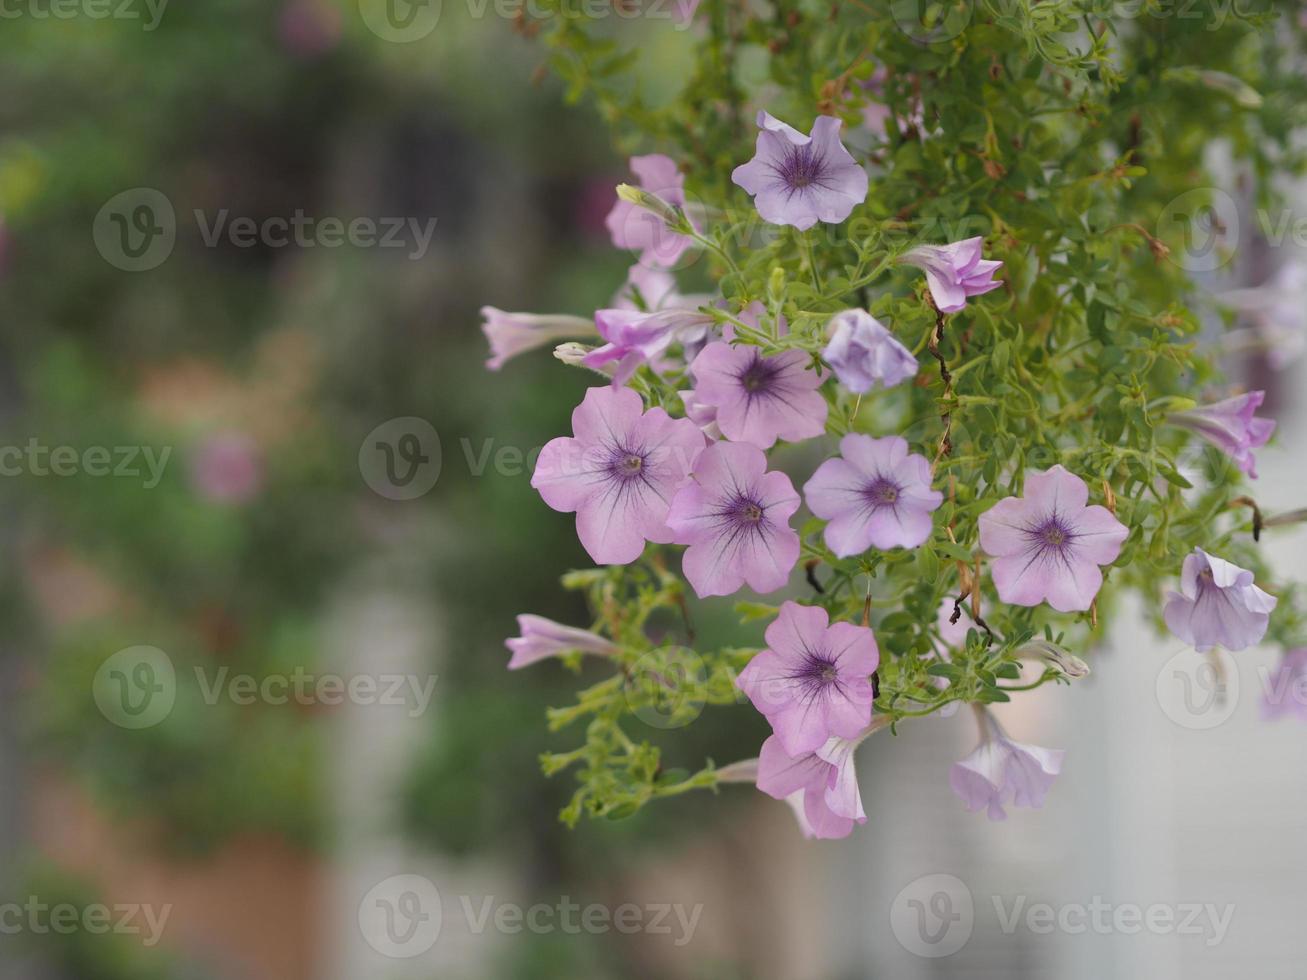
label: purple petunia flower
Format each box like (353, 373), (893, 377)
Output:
(583, 307), (717, 386)
(1168, 391), (1276, 479)
(505, 615), (619, 670)
(978, 465), (1128, 613)
(666, 441), (801, 598)
(481, 308), (597, 371)
(532, 386), (706, 565)
(687, 340), (827, 449)
(731, 111), (869, 231)
(1261, 648), (1307, 721)
(1163, 548), (1277, 653)
(900, 237), (1003, 313)
(820, 309), (918, 394)
(605, 154), (695, 269)
(677, 387), (722, 441)
(950, 708), (1065, 821)
(804, 434), (942, 555)
(736, 601), (879, 755)
(756, 733), (867, 840)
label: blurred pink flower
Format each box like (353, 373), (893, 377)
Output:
(605, 154), (695, 269)
(950, 708), (1064, 820)
(506, 615), (618, 670)
(1168, 390), (1275, 479)
(278, 0), (342, 58)
(190, 432), (264, 505)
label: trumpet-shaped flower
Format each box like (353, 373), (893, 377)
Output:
(756, 733), (867, 840)
(803, 434), (942, 554)
(687, 341), (826, 449)
(666, 441), (800, 597)
(481, 308), (597, 371)
(900, 237), (1003, 313)
(820, 309), (918, 394)
(978, 465), (1128, 613)
(731, 111), (868, 230)
(532, 386), (706, 565)
(736, 601), (879, 755)
(1168, 391), (1275, 479)
(950, 709), (1064, 820)
(506, 615), (618, 670)
(1164, 548), (1277, 652)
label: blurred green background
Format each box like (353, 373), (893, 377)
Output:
(0, 3), (769, 977)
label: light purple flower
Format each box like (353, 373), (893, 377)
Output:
(804, 434), (942, 555)
(1261, 648), (1307, 721)
(900, 237), (1003, 313)
(687, 341), (827, 449)
(505, 615), (619, 670)
(584, 307), (716, 386)
(1168, 391), (1276, 479)
(978, 465), (1128, 613)
(532, 386), (706, 565)
(736, 601), (879, 755)
(756, 733), (866, 840)
(481, 307), (597, 371)
(612, 265), (679, 312)
(1163, 548), (1277, 653)
(677, 388), (722, 441)
(605, 154), (694, 268)
(190, 432), (264, 505)
(950, 709), (1064, 820)
(666, 441), (801, 597)
(731, 111), (868, 231)
(820, 309), (918, 394)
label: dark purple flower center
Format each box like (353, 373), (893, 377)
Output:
(1024, 514), (1078, 557)
(738, 354), (783, 395)
(728, 495), (765, 524)
(605, 445), (650, 483)
(863, 477), (901, 507)
(778, 145), (828, 191)
(787, 648), (847, 704)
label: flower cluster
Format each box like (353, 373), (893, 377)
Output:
(485, 39), (1300, 840)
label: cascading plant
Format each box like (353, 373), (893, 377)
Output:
(482, 0), (1307, 837)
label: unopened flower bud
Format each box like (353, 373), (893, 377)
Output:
(1017, 639), (1090, 678)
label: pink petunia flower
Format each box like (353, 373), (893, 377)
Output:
(481, 308), (597, 371)
(731, 111), (869, 231)
(978, 465), (1128, 613)
(584, 307), (716, 386)
(950, 708), (1064, 820)
(505, 615), (619, 670)
(677, 388), (722, 441)
(736, 601), (879, 755)
(1261, 648), (1307, 721)
(756, 733), (867, 840)
(820, 309), (918, 394)
(1168, 391), (1276, 479)
(532, 386), (706, 565)
(1163, 548), (1277, 653)
(612, 265), (679, 312)
(605, 154), (695, 269)
(804, 434), (942, 555)
(666, 441), (801, 597)
(687, 341), (827, 449)
(900, 237), (1003, 313)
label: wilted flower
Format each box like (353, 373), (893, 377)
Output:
(950, 708), (1064, 820)
(605, 154), (695, 268)
(900, 237), (1003, 313)
(803, 434), (942, 554)
(481, 308), (597, 371)
(666, 441), (801, 597)
(820, 309), (918, 394)
(1164, 548), (1277, 653)
(736, 601), (879, 755)
(687, 340), (827, 449)
(1167, 390), (1275, 479)
(531, 386), (706, 565)
(978, 465), (1128, 613)
(506, 615), (618, 670)
(731, 111), (868, 230)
